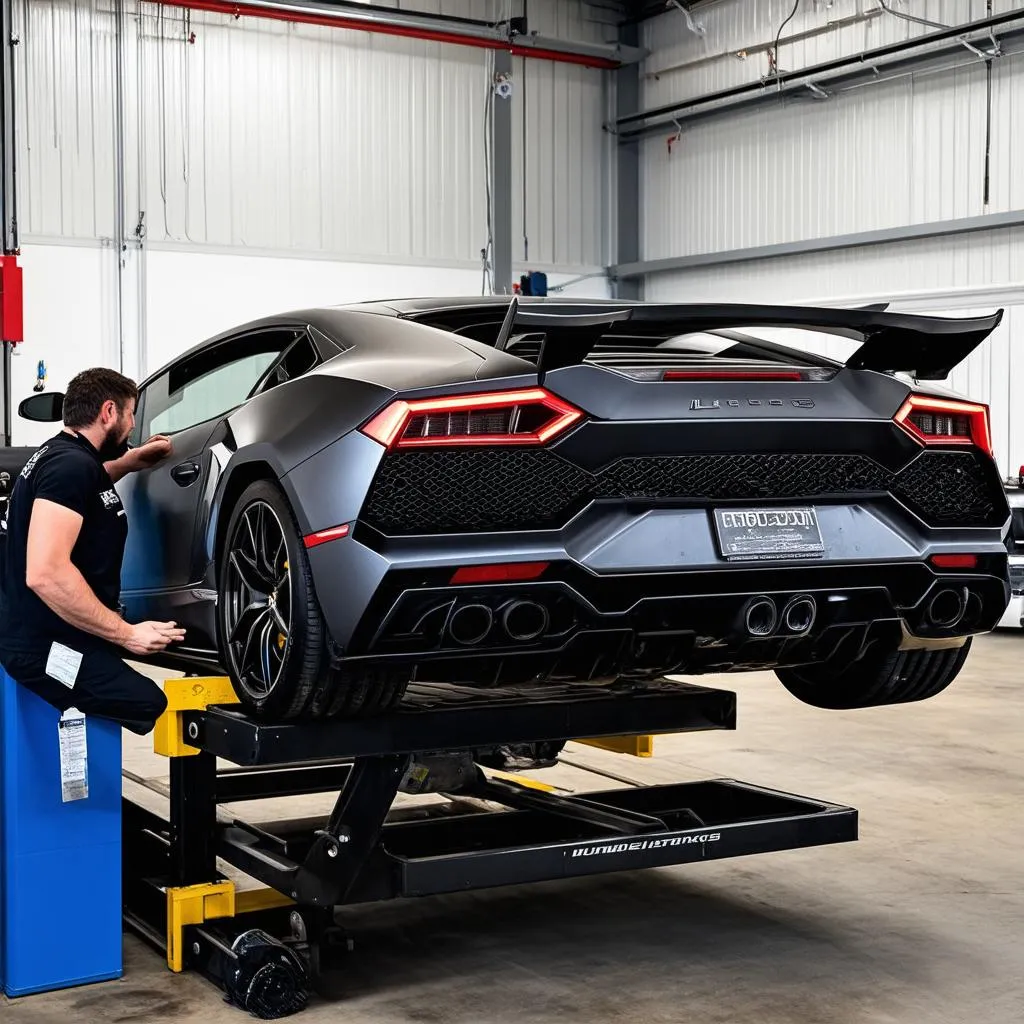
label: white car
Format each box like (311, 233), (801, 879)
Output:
(999, 475), (1024, 628)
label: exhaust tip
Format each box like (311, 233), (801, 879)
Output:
(744, 597), (777, 637)
(927, 587), (967, 628)
(502, 600), (550, 642)
(962, 590), (983, 628)
(783, 595), (817, 635)
(448, 603), (494, 645)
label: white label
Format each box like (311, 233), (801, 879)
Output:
(58, 708), (88, 802)
(46, 642), (83, 689)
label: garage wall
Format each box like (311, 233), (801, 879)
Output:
(641, 0), (1024, 260)
(20, 0), (611, 270)
(637, 0), (1024, 480)
(10, 0), (613, 440)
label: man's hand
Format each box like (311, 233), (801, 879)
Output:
(129, 434), (173, 469)
(105, 435), (173, 482)
(122, 620), (187, 656)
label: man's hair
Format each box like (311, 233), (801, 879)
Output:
(62, 368), (139, 429)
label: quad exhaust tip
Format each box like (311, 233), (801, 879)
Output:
(448, 603), (494, 645)
(927, 587), (967, 628)
(744, 594), (817, 637)
(744, 597), (778, 637)
(783, 595), (817, 635)
(501, 599), (550, 642)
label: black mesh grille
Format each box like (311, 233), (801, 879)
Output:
(361, 449), (1004, 534)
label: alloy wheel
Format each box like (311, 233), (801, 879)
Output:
(223, 500), (293, 699)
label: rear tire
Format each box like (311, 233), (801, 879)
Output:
(775, 637), (973, 710)
(217, 479), (409, 721)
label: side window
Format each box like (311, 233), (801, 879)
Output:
(139, 330), (296, 438)
(253, 332), (322, 396)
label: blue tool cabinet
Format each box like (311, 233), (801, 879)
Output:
(0, 668), (123, 996)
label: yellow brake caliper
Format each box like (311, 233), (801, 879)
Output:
(277, 560), (289, 649)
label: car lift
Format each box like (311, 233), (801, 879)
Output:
(122, 675), (858, 1019)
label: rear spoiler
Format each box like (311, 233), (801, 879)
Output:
(494, 299), (1004, 381)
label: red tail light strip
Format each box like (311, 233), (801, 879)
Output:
(304, 523), (350, 548)
(360, 388), (583, 450)
(894, 395), (993, 457)
(930, 554), (979, 569)
(450, 562), (549, 584)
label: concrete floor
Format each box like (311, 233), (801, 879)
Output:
(4, 630), (1024, 1024)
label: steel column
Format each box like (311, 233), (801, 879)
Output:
(490, 47), (513, 296)
(0, 0), (14, 255)
(0, 0), (19, 447)
(613, 20), (641, 301)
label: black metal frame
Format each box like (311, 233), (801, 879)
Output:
(122, 677), (858, 1002)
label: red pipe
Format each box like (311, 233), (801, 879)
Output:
(150, 0), (621, 69)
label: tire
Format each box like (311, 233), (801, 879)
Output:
(217, 479), (409, 721)
(775, 637), (973, 710)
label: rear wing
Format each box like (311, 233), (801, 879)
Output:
(494, 298), (1004, 381)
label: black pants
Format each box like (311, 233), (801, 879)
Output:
(0, 640), (168, 735)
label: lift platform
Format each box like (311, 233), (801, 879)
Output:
(122, 675), (857, 1018)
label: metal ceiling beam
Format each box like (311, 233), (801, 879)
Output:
(614, 209), (1024, 279)
(623, 0), (711, 25)
(615, 7), (1024, 137)
(152, 0), (646, 68)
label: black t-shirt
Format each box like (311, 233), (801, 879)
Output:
(0, 431), (129, 649)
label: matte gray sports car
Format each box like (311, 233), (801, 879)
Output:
(18, 297), (1012, 720)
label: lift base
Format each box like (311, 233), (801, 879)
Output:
(123, 676), (857, 1015)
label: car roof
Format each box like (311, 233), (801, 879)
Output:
(332, 295), (634, 315)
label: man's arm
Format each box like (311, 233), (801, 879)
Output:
(26, 498), (185, 654)
(104, 435), (173, 483)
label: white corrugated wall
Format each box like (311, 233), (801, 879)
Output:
(10, 0), (612, 437)
(641, 0), (1024, 259)
(638, 0), (1024, 479)
(19, 0), (612, 267)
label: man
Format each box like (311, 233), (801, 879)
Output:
(0, 367), (185, 735)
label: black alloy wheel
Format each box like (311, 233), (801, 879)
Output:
(222, 499), (294, 703)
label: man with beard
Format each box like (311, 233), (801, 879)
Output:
(0, 367), (184, 734)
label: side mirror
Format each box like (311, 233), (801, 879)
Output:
(19, 392), (64, 422)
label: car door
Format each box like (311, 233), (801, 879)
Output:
(118, 327), (305, 614)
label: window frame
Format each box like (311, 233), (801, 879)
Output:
(248, 326), (329, 399)
(133, 324), (320, 442)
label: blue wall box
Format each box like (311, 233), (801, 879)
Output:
(0, 667), (123, 997)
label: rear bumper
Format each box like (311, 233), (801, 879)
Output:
(303, 497), (1010, 683)
(346, 558), (1007, 679)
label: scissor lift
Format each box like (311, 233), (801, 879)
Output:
(122, 675), (857, 1018)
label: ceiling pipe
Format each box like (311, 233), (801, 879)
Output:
(617, 6), (1024, 135)
(145, 0), (633, 69)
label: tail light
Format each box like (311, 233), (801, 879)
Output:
(930, 553), (978, 569)
(894, 395), (992, 457)
(662, 370), (805, 381)
(360, 388), (583, 450)
(450, 561), (549, 584)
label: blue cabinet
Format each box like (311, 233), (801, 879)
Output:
(0, 669), (123, 996)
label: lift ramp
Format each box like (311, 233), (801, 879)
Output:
(122, 675), (857, 1017)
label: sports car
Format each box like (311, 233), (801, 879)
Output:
(17, 297), (1012, 721)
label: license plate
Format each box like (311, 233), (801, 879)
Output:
(713, 507), (825, 561)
